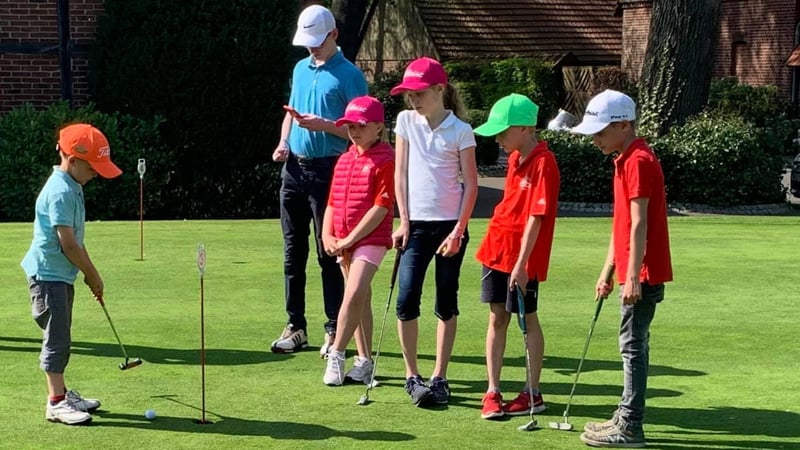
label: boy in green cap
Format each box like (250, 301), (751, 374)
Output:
(472, 94), (561, 420)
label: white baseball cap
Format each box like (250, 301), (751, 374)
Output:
(292, 5), (336, 48)
(571, 89), (637, 135)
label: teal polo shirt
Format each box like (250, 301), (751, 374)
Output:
(21, 167), (86, 283)
(287, 50), (368, 159)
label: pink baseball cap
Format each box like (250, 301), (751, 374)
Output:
(389, 57), (448, 96)
(335, 96), (385, 127)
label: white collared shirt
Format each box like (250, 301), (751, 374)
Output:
(394, 109), (476, 220)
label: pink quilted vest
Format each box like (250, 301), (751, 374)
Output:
(329, 142), (394, 249)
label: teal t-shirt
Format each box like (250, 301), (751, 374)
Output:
(21, 167), (85, 283)
(287, 50), (368, 159)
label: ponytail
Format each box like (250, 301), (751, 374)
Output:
(443, 84), (467, 120)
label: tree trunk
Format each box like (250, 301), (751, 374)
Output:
(331, 0), (369, 62)
(638, 0), (722, 137)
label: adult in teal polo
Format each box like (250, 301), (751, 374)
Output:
(270, 4), (368, 356)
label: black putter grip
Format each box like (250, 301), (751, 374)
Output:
(389, 249), (402, 287)
(515, 286), (527, 333)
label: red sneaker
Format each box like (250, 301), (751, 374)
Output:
(502, 391), (546, 415)
(480, 392), (504, 419)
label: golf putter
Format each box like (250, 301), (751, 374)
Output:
(357, 249), (402, 405)
(97, 296), (143, 370)
(549, 262), (615, 431)
(515, 285), (537, 432)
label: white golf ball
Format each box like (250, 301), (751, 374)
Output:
(145, 409), (156, 420)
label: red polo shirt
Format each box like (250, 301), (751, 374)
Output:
(476, 141), (560, 281)
(612, 138), (673, 285)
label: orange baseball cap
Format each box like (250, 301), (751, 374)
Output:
(58, 124), (122, 179)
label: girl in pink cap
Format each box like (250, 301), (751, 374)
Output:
(390, 57), (478, 407)
(321, 96), (396, 386)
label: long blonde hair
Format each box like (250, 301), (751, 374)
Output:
(404, 83), (467, 120)
(443, 84), (466, 120)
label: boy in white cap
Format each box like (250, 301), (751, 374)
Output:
(21, 123), (122, 425)
(270, 4), (368, 357)
(572, 90), (673, 448)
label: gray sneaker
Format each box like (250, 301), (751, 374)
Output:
(584, 416), (620, 433)
(270, 326), (308, 353)
(65, 390), (101, 412)
(46, 399), (92, 425)
(580, 423), (646, 448)
(344, 356), (374, 384)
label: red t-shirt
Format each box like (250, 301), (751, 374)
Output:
(612, 138), (673, 285)
(476, 142), (560, 281)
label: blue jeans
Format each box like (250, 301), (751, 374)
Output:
(279, 154), (344, 334)
(395, 221), (468, 321)
(616, 282), (664, 429)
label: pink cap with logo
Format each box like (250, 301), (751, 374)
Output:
(389, 57), (448, 96)
(335, 96), (385, 127)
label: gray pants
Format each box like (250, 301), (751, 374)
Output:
(615, 282), (664, 431)
(29, 278), (74, 373)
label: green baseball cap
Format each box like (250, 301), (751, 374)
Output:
(473, 94), (539, 136)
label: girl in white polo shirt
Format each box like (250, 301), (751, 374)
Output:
(390, 57), (478, 407)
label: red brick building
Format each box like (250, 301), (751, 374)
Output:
(0, 0), (104, 112)
(617, 0), (800, 103)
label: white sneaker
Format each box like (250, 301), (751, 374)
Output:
(270, 327), (308, 353)
(345, 356), (374, 384)
(319, 331), (335, 358)
(323, 351), (345, 386)
(46, 399), (92, 425)
(66, 390), (101, 412)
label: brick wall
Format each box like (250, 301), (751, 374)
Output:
(0, 0), (104, 112)
(621, 0), (797, 100)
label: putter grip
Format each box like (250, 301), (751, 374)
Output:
(516, 286), (526, 332)
(596, 263), (616, 302)
(389, 249), (402, 287)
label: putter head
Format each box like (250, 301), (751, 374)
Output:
(356, 395), (370, 405)
(119, 358), (143, 370)
(517, 419), (538, 431)
(548, 420), (573, 431)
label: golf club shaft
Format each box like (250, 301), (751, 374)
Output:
(516, 286), (536, 423)
(562, 263), (616, 418)
(139, 177), (144, 260)
(200, 275), (207, 423)
(99, 300), (130, 360)
(362, 249), (402, 400)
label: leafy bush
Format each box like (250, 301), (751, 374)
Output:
(654, 113), (786, 206)
(445, 58), (560, 129)
(540, 130), (613, 203)
(90, 0), (296, 218)
(0, 102), (170, 222)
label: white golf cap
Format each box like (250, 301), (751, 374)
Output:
(571, 89), (637, 135)
(292, 5), (336, 48)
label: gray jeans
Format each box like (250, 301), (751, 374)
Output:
(29, 278), (74, 373)
(616, 282), (664, 430)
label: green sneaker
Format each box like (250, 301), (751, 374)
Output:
(580, 424), (646, 448)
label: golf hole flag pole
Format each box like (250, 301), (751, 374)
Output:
(196, 243), (211, 424)
(137, 159), (146, 261)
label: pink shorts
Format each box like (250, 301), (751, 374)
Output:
(337, 245), (387, 268)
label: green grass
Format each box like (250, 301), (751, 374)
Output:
(1, 217), (798, 449)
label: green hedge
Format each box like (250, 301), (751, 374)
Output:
(655, 114), (786, 206)
(0, 103), (170, 222)
(539, 130), (613, 203)
(90, 0), (295, 218)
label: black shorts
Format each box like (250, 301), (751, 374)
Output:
(480, 266), (539, 314)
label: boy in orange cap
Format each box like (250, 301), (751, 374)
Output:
(21, 123), (122, 425)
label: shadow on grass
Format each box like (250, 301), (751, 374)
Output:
(92, 395), (415, 442)
(0, 336), (289, 366)
(378, 351), (706, 377)
(567, 404), (800, 449)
